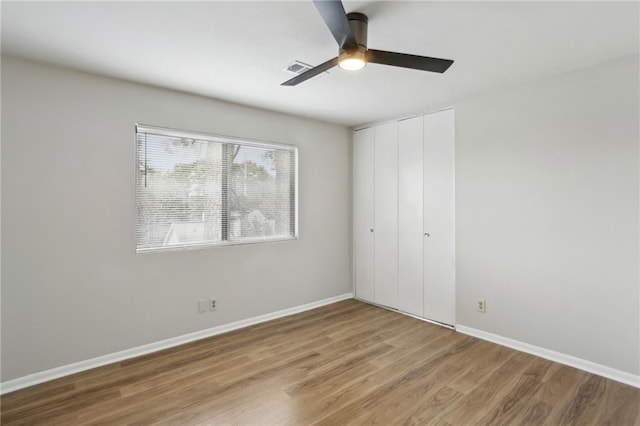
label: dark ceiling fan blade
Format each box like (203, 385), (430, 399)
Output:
(366, 49), (454, 73)
(281, 57), (339, 86)
(313, 0), (357, 49)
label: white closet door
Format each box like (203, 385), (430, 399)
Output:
(398, 116), (423, 316)
(353, 128), (375, 302)
(374, 122), (399, 309)
(423, 109), (455, 326)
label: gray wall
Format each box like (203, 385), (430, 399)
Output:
(1, 56), (352, 381)
(3, 52), (638, 383)
(456, 54), (639, 375)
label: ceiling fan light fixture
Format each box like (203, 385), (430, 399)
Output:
(338, 48), (366, 71)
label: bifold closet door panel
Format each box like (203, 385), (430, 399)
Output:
(374, 122), (399, 309)
(353, 128), (375, 303)
(398, 116), (424, 317)
(423, 109), (456, 326)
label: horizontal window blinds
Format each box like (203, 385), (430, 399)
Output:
(136, 125), (297, 253)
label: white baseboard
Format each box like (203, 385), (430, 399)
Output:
(0, 293), (354, 395)
(456, 324), (640, 389)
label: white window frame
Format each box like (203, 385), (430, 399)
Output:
(135, 124), (298, 253)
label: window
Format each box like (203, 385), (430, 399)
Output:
(135, 125), (297, 253)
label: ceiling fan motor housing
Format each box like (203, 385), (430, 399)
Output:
(347, 12), (368, 49)
(341, 12), (368, 60)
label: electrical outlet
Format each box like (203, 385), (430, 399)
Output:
(210, 299), (217, 311)
(198, 299), (209, 313)
(477, 298), (486, 313)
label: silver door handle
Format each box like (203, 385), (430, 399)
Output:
(424, 233), (430, 237)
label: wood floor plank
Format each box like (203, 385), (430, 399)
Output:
(2, 300), (638, 426)
(474, 357), (553, 425)
(556, 374), (608, 425)
(447, 340), (515, 394)
(402, 386), (465, 425)
(535, 363), (589, 408)
(439, 351), (536, 424)
(513, 399), (553, 425)
(588, 379), (640, 426)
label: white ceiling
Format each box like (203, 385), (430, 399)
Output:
(2, 1), (638, 127)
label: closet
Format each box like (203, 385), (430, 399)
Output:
(353, 108), (455, 327)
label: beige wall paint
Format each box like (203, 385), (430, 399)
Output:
(455, 54), (640, 375)
(1, 56), (352, 381)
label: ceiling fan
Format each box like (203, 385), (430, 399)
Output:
(282, 0), (454, 86)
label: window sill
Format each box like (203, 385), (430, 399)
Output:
(136, 235), (298, 254)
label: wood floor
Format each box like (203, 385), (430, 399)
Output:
(2, 300), (638, 425)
